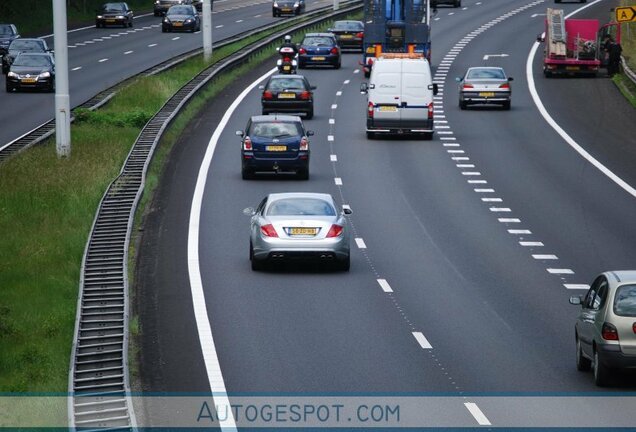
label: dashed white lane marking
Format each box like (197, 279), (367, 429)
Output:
(468, 179), (487, 184)
(236, 19), (243, 23)
(547, 268), (574, 274)
(377, 279), (393, 293)
(327, 135), (334, 141)
(447, 149), (464, 154)
(148, 43), (157, 47)
(98, 58), (108, 62)
(172, 36), (180, 40)
(461, 171), (481, 176)
(330, 154), (337, 162)
(84, 40), (94, 44)
(355, 238), (367, 249)
(253, 14), (261, 18)
(520, 241), (544, 246)
(475, 188), (494, 193)
(490, 207), (511, 212)
(533, 254), (558, 260)
(464, 403), (491, 426)
(565, 284), (590, 290)
(331, 104), (338, 109)
(343, 79), (350, 84)
(508, 229), (531, 234)
(68, 45), (77, 48)
(482, 197), (502, 202)
(334, 177), (342, 185)
(124, 50), (133, 54)
(353, 69), (360, 74)
(440, 136), (456, 140)
(412, 332), (433, 349)
(336, 91), (342, 96)
(499, 218), (520, 223)
(215, 24), (224, 28)
(329, 118), (335, 124)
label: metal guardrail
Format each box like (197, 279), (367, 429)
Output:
(621, 56), (636, 84)
(67, 2), (363, 430)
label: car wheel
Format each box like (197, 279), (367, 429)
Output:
(555, 0), (561, 3)
(129, 20), (133, 28)
(366, 131), (375, 139)
(95, 23), (101, 28)
(593, 349), (611, 386)
(251, 249), (265, 271)
(6, 83), (13, 92)
(455, 0), (461, 6)
(49, 80), (56, 93)
(459, 100), (467, 110)
(423, 132), (434, 140)
(336, 254), (350, 271)
(334, 60), (341, 69)
(502, 101), (511, 110)
(305, 109), (313, 120)
(122, 21), (127, 28)
(297, 169), (309, 180)
(162, 27), (167, 33)
(576, 336), (591, 371)
(298, 61), (305, 69)
(242, 169), (253, 180)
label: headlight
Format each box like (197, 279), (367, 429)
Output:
(273, 2), (278, 7)
(39, 71), (50, 79)
(294, 2), (299, 6)
(155, 1), (160, 4)
(117, 15), (124, 19)
(97, 15), (103, 18)
(7, 71), (17, 78)
(164, 18), (170, 23)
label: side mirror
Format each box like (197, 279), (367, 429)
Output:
(310, 85), (317, 90)
(536, 34), (544, 43)
(343, 207), (353, 215)
(430, 83), (439, 95)
(258, 85), (264, 89)
(306, 130), (314, 136)
(243, 207), (255, 216)
(274, 47), (280, 51)
(569, 296), (583, 306)
(235, 130), (244, 137)
(455, 77), (461, 82)
(360, 82), (368, 94)
(508, 77), (514, 81)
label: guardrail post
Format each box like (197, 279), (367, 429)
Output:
(53, 0), (71, 157)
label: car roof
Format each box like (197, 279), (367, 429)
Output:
(250, 114), (302, 122)
(267, 192), (334, 203)
(270, 74), (305, 80)
(607, 271), (636, 285)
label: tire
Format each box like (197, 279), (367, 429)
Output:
(334, 59), (341, 69)
(297, 168), (309, 180)
(6, 83), (13, 92)
(423, 132), (434, 140)
(336, 254), (350, 271)
(455, 0), (461, 7)
(366, 131), (375, 139)
(502, 101), (511, 110)
(242, 169), (253, 180)
(576, 336), (591, 372)
(162, 27), (167, 33)
(305, 109), (313, 120)
(298, 61), (305, 69)
(459, 100), (467, 110)
(555, 0), (561, 3)
(95, 23), (101, 28)
(593, 349), (611, 387)
(49, 80), (55, 93)
(129, 20), (133, 28)
(250, 245), (265, 271)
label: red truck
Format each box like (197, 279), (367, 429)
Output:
(540, 8), (620, 77)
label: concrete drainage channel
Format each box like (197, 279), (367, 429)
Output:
(66, 2), (363, 430)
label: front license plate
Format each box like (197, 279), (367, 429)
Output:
(289, 227), (317, 236)
(278, 93), (295, 99)
(479, 92), (495, 97)
(106, 19), (116, 23)
(21, 78), (37, 83)
(379, 106), (397, 112)
(173, 22), (183, 26)
(266, 145), (287, 151)
(312, 56), (326, 61)
(566, 66), (580, 71)
(282, 8), (292, 11)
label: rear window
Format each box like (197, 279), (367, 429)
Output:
(267, 78), (306, 91)
(614, 284), (636, 317)
(249, 122), (301, 138)
(303, 36), (333, 46)
(467, 68), (505, 79)
(267, 198), (336, 216)
(334, 21), (363, 31)
(0, 25), (15, 36)
(11, 40), (42, 51)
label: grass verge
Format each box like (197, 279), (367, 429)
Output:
(613, 73), (636, 107)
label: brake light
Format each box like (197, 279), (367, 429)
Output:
(633, 322), (636, 334)
(330, 47), (338, 55)
(260, 224), (278, 237)
(299, 47), (306, 55)
(367, 101), (374, 118)
(356, 32), (364, 39)
(299, 137), (308, 151)
(428, 102), (434, 119)
(243, 136), (252, 151)
(326, 224), (343, 237)
(463, 84), (474, 89)
(499, 83), (510, 89)
(299, 91), (311, 100)
(602, 322), (619, 341)
(263, 90), (273, 100)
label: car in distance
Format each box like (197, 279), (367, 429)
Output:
(95, 2), (134, 28)
(328, 20), (364, 51)
(298, 33), (341, 69)
(2, 38), (49, 74)
(245, 192), (352, 271)
(431, 0), (461, 7)
(237, 115), (313, 180)
(0, 24), (20, 56)
(272, 0), (305, 17)
(457, 66), (513, 110)
(154, 0), (192, 16)
(261, 74), (316, 119)
(191, 0), (211, 12)
(162, 5), (200, 32)
(6, 52), (55, 93)
(569, 271), (636, 386)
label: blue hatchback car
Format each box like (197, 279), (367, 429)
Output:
(298, 33), (341, 69)
(237, 115), (314, 180)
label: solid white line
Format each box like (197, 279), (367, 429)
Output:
(330, 154), (337, 162)
(377, 279), (393, 293)
(520, 241), (544, 246)
(547, 268), (574, 274)
(464, 402), (491, 426)
(533, 254), (558, 260)
(124, 50), (133, 55)
(498, 218), (520, 223)
(188, 67), (276, 432)
(565, 284), (590, 290)
(334, 177), (343, 185)
(355, 238), (367, 249)
(412, 332), (433, 349)
(508, 229), (531, 234)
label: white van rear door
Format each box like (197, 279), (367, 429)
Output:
(401, 61), (431, 124)
(371, 67), (402, 124)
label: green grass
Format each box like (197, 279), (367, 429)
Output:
(613, 73), (636, 107)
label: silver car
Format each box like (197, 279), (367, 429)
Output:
(244, 193), (351, 271)
(457, 66), (513, 110)
(569, 271), (636, 386)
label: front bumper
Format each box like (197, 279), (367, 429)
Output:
(7, 75), (53, 91)
(597, 344), (636, 369)
(96, 17), (127, 26)
(273, 6), (300, 15)
(163, 21), (197, 31)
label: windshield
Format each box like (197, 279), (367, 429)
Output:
(267, 78), (305, 91)
(168, 6), (192, 15)
(302, 36), (333, 46)
(0, 25), (15, 36)
(13, 55), (51, 68)
(10, 40), (42, 51)
(614, 284), (636, 317)
(334, 21), (362, 31)
(249, 122), (301, 138)
(467, 68), (505, 80)
(267, 198), (336, 216)
(101, 3), (124, 12)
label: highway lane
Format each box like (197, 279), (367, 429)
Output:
(0, 0), (337, 148)
(136, 0), (636, 428)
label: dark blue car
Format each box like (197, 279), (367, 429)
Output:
(237, 115), (313, 180)
(298, 33), (341, 69)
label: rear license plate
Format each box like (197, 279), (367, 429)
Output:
(21, 78), (36, 83)
(283, 65), (291, 71)
(266, 145), (287, 151)
(379, 106), (397, 112)
(340, 35), (353, 39)
(366, 47), (375, 53)
(173, 22), (183, 26)
(312, 56), (326, 61)
(289, 227), (317, 236)
(566, 66), (580, 71)
(278, 93), (295, 99)
(479, 92), (495, 97)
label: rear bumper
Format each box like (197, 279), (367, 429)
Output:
(597, 344), (636, 369)
(262, 100), (312, 114)
(253, 236), (349, 261)
(298, 54), (339, 66)
(367, 119), (434, 135)
(335, 38), (363, 49)
(543, 60), (599, 75)
(460, 91), (510, 105)
(242, 152), (309, 174)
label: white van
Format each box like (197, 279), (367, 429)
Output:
(360, 55), (438, 139)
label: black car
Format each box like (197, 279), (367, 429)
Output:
(162, 5), (201, 32)
(96, 2), (134, 28)
(0, 24), (20, 56)
(328, 20), (364, 51)
(237, 115), (313, 180)
(191, 0), (212, 12)
(154, 0), (192, 16)
(272, 0), (305, 17)
(298, 33), (341, 69)
(6, 52), (55, 92)
(431, 0), (461, 7)
(261, 74), (316, 119)
(2, 38), (49, 74)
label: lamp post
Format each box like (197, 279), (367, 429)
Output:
(202, 0), (213, 61)
(52, 0), (71, 157)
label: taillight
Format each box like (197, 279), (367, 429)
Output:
(299, 47), (306, 55)
(263, 90), (273, 100)
(299, 137), (308, 151)
(602, 322), (619, 341)
(330, 47), (338, 55)
(633, 322), (636, 334)
(260, 224), (278, 237)
(243, 136), (252, 151)
(367, 102), (374, 118)
(326, 224), (343, 237)
(356, 32), (364, 38)
(463, 84), (474, 89)
(428, 102), (434, 119)
(499, 83), (510, 89)
(299, 91), (311, 100)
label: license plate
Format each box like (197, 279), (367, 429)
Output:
(366, 47), (375, 53)
(312, 56), (326, 61)
(340, 35), (353, 39)
(21, 78), (36, 83)
(266, 145), (287, 151)
(278, 93), (295, 99)
(379, 106), (397, 112)
(479, 92), (495, 97)
(282, 8), (292, 11)
(106, 19), (116, 23)
(173, 22), (183, 26)
(289, 227), (317, 236)
(566, 66), (580, 71)
(283, 65), (291, 71)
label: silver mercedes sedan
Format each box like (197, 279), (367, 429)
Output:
(457, 66), (513, 110)
(244, 192), (351, 271)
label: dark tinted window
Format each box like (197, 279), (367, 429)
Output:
(14, 55), (51, 67)
(303, 36), (334, 46)
(249, 121), (301, 138)
(0, 25), (15, 36)
(11, 40), (43, 51)
(467, 68), (505, 80)
(333, 21), (363, 31)
(267, 78), (306, 91)
(267, 198), (336, 216)
(168, 6), (193, 15)
(102, 3), (125, 11)
(614, 284), (636, 317)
